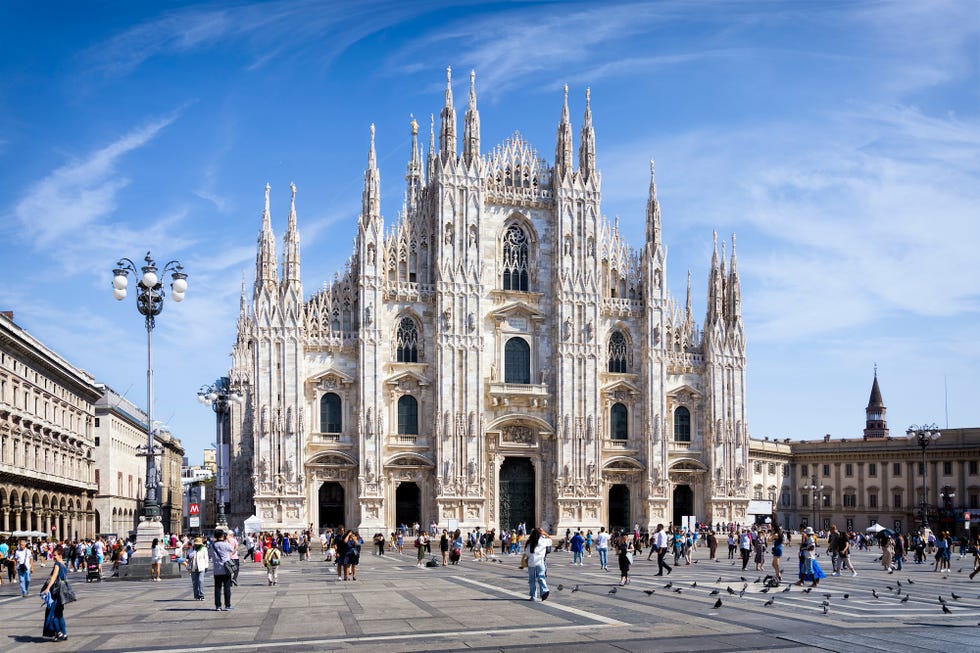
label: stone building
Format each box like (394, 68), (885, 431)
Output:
(227, 69), (752, 534)
(93, 385), (184, 537)
(0, 311), (99, 539)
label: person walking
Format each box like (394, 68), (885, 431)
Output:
(570, 530), (585, 566)
(14, 539), (33, 597)
(653, 524), (672, 576)
(617, 533), (634, 586)
(439, 530), (450, 566)
(150, 538), (166, 581)
(188, 537), (209, 601)
(739, 529), (753, 571)
(263, 541), (282, 586)
(771, 526), (784, 583)
(596, 527), (610, 571)
(211, 530), (235, 611)
(707, 530), (718, 561)
(525, 527), (552, 601)
(38, 544), (69, 642)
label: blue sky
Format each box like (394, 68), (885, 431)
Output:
(1, 1), (977, 461)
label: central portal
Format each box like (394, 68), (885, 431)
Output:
(672, 484), (694, 527)
(499, 457), (535, 531)
(395, 482), (421, 528)
(318, 482), (345, 529)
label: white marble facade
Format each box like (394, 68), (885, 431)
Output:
(228, 69), (751, 534)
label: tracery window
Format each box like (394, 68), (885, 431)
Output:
(397, 395), (419, 435)
(608, 331), (629, 373)
(501, 224), (529, 291)
(610, 403), (628, 440)
(395, 317), (419, 363)
(320, 393), (342, 433)
(674, 406), (691, 442)
(504, 337), (531, 384)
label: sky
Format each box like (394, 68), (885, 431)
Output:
(1, 0), (977, 462)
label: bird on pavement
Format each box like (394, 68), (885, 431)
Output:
(952, 592), (961, 600)
(644, 589), (655, 596)
(557, 584), (564, 591)
(900, 594), (910, 603)
(842, 594), (849, 599)
(764, 598), (774, 607)
(897, 580), (902, 587)
(571, 585), (580, 593)
(665, 581), (673, 589)
(907, 578), (914, 584)
(886, 585), (893, 591)
(691, 581), (697, 588)
(823, 593), (832, 599)
(820, 600), (829, 607)
(760, 587), (770, 594)
(782, 586), (791, 593)
(739, 589), (746, 598)
(942, 604), (952, 614)
(822, 605), (829, 615)
(608, 587), (617, 594)
(674, 587), (683, 593)
(939, 595), (947, 604)
(754, 576), (761, 584)
(727, 586), (736, 595)
(872, 589), (879, 599)
(710, 589), (720, 595)
(716, 576), (723, 583)
(803, 587), (813, 594)
(740, 576), (747, 582)
(713, 598), (722, 609)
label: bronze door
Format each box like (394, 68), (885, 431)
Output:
(499, 457), (535, 531)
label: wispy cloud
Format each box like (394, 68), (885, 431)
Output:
(13, 113), (179, 247)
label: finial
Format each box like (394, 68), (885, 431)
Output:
(410, 113), (418, 135)
(429, 113), (435, 146)
(585, 87), (591, 106)
(874, 362), (878, 377)
(713, 230), (718, 248)
(446, 66), (452, 83)
(469, 70), (477, 107)
(290, 181), (297, 202)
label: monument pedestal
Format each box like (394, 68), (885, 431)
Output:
(115, 518), (183, 581)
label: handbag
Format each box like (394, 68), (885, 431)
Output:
(50, 577), (76, 603)
(519, 553), (528, 569)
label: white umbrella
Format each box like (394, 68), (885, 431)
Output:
(243, 515), (263, 533)
(865, 523), (885, 533)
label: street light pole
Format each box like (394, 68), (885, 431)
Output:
(198, 378), (243, 528)
(907, 424), (941, 529)
(805, 475), (824, 532)
(112, 253), (187, 524)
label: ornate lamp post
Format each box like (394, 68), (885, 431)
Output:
(805, 475), (825, 531)
(197, 378), (243, 528)
(112, 253), (187, 546)
(906, 424), (941, 529)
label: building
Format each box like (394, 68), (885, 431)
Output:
(227, 69), (752, 534)
(779, 373), (980, 536)
(93, 385), (185, 537)
(0, 311), (100, 539)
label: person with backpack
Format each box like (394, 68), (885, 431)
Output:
(264, 542), (282, 586)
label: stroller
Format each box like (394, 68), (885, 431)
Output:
(86, 553), (102, 582)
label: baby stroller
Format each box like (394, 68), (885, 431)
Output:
(86, 554), (102, 582)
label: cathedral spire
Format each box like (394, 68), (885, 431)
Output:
(427, 113), (436, 180)
(362, 124), (381, 221)
(706, 230), (724, 324)
(462, 70), (481, 167)
(578, 87), (595, 180)
(555, 84), (574, 179)
(406, 115), (423, 214)
(863, 367), (889, 439)
(439, 66), (457, 161)
(645, 160), (662, 248)
(727, 233), (742, 325)
(282, 182), (301, 285)
(685, 269), (693, 321)
(255, 182), (278, 288)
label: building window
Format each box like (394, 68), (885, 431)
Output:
(893, 493), (902, 508)
(868, 493), (878, 508)
(754, 461), (762, 473)
(395, 318), (420, 363)
(868, 463), (877, 477)
(918, 462), (924, 475)
(783, 464), (790, 475)
(397, 395), (418, 435)
(823, 464), (830, 477)
(504, 337), (531, 384)
(970, 461), (978, 475)
(823, 494), (831, 507)
(843, 494), (856, 508)
(673, 406), (691, 442)
(320, 393), (342, 433)
(501, 224), (530, 291)
(893, 463), (901, 476)
(970, 493), (978, 509)
(845, 463), (853, 477)
(768, 463), (776, 474)
(801, 464), (808, 476)
(801, 494), (809, 507)
(94, 417), (100, 427)
(943, 461), (952, 475)
(610, 403), (628, 440)
(781, 491), (791, 507)
(607, 331), (629, 373)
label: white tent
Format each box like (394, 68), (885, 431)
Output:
(865, 523), (885, 533)
(243, 515), (263, 534)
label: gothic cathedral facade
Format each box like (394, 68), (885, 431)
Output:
(227, 69), (751, 534)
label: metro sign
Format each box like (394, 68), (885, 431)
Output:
(189, 503), (200, 516)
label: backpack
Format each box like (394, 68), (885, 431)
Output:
(268, 550), (281, 566)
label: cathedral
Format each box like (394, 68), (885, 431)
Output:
(227, 68), (751, 535)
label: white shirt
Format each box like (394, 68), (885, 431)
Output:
(654, 530), (669, 549)
(527, 537), (552, 567)
(596, 532), (611, 550)
(14, 547), (32, 567)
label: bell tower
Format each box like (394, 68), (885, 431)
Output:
(863, 367), (888, 440)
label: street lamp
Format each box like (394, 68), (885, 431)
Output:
(906, 423), (941, 529)
(112, 252), (187, 526)
(805, 475), (825, 532)
(198, 377), (243, 528)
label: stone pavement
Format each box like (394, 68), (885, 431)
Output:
(0, 546), (977, 652)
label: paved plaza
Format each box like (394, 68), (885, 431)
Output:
(0, 546), (977, 652)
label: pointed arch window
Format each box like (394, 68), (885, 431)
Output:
(395, 317), (419, 362)
(610, 403), (628, 440)
(501, 224), (529, 291)
(608, 331), (629, 373)
(320, 393), (342, 433)
(397, 395), (419, 435)
(504, 337), (531, 384)
(674, 406), (691, 442)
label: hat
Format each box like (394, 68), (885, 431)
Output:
(193, 537), (203, 546)
(804, 527), (814, 535)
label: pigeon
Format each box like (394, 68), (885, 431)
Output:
(716, 577), (722, 583)
(760, 587), (770, 594)
(644, 589), (655, 596)
(820, 600), (829, 607)
(571, 585), (580, 593)
(782, 586), (791, 593)
(897, 580), (902, 587)
(740, 576), (747, 582)
(939, 595), (947, 604)
(907, 578), (914, 584)
(742, 583), (749, 590)
(900, 594), (910, 603)
(823, 593), (832, 599)
(803, 587), (813, 594)
(710, 589), (720, 595)
(872, 589), (879, 599)
(958, 568), (963, 573)
(713, 598), (722, 609)
(822, 604), (829, 615)
(764, 597), (774, 606)
(557, 584), (564, 591)
(842, 594), (849, 599)
(952, 592), (961, 600)
(674, 588), (683, 594)
(691, 581), (698, 588)
(886, 585), (893, 591)
(739, 589), (745, 598)
(731, 561), (736, 565)
(608, 587), (617, 594)
(888, 569), (894, 574)
(942, 604), (952, 614)
(754, 576), (762, 584)
(665, 581), (673, 589)
(896, 587), (902, 595)
(727, 586), (736, 595)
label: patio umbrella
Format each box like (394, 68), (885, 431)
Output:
(865, 523), (886, 533)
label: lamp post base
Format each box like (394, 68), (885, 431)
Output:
(132, 517), (165, 558)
